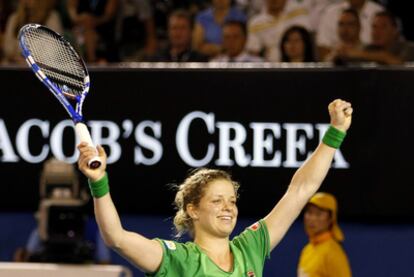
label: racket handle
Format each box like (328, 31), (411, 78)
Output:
(75, 122), (102, 169)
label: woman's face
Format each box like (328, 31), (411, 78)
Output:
(283, 31), (305, 61)
(304, 204), (332, 237)
(190, 179), (238, 238)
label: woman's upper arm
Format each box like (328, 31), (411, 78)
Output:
(116, 230), (163, 274)
(264, 187), (308, 250)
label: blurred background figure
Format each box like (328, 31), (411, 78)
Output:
(147, 9), (208, 62)
(0, 0), (16, 63)
(316, 0), (384, 60)
(13, 158), (111, 264)
(298, 192), (352, 277)
(324, 8), (363, 63)
(239, 0), (337, 28)
(280, 25), (316, 62)
(363, 11), (414, 64)
(2, 0), (62, 65)
(192, 0), (247, 58)
(150, 0), (209, 43)
(67, 0), (119, 64)
(333, 11), (414, 65)
(246, 0), (311, 62)
(211, 20), (263, 62)
(117, 0), (157, 61)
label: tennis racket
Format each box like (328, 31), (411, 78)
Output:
(18, 24), (101, 169)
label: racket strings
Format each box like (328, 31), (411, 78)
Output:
(24, 28), (87, 97)
(38, 61), (85, 95)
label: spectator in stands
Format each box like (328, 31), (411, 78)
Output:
(280, 25), (315, 62)
(324, 8), (364, 63)
(67, 0), (119, 63)
(147, 9), (208, 62)
(298, 192), (352, 277)
(246, 0), (311, 62)
(150, 0), (209, 44)
(117, 0), (157, 61)
(364, 11), (414, 63)
(335, 11), (414, 65)
(211, 20), (263, 62)
(316, 0), (383, 60)
(3, 0), (62, 65)
(192, 0), (246, 58)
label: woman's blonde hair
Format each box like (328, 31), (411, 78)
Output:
(173, 168), (239, 238)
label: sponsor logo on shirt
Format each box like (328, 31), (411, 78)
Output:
(247, 270), (256, 277)
(164, 240), (176, 251)
(249, 222), (260, 231)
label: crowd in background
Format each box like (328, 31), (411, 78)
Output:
(1, 0), (413, 65)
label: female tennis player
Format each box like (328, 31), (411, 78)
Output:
(77, 99), (352, 277)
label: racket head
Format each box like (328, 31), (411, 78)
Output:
(18, 24), (90, 122)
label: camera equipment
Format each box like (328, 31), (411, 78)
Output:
(30, 158), (94, 263)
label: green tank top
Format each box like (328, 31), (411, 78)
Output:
(146, 220), (270, 277)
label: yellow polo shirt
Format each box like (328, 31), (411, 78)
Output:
(298, 232), (351, 277)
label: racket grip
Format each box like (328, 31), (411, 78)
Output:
(75, 122), (102, 169)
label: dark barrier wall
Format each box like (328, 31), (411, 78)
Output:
(1, 66), (414, 221)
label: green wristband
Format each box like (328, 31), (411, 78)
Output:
(88, 173), (109, 198)
(322, 126), (346, 149)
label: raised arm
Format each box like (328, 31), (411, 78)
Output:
(264, 99), (353, 250)
(77, 143), (162, 273)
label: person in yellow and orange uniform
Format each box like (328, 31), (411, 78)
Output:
(298, 192), (352, 277)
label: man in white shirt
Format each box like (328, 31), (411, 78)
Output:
(316, 0), (383, 59)
(246, 0), (311, 62)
